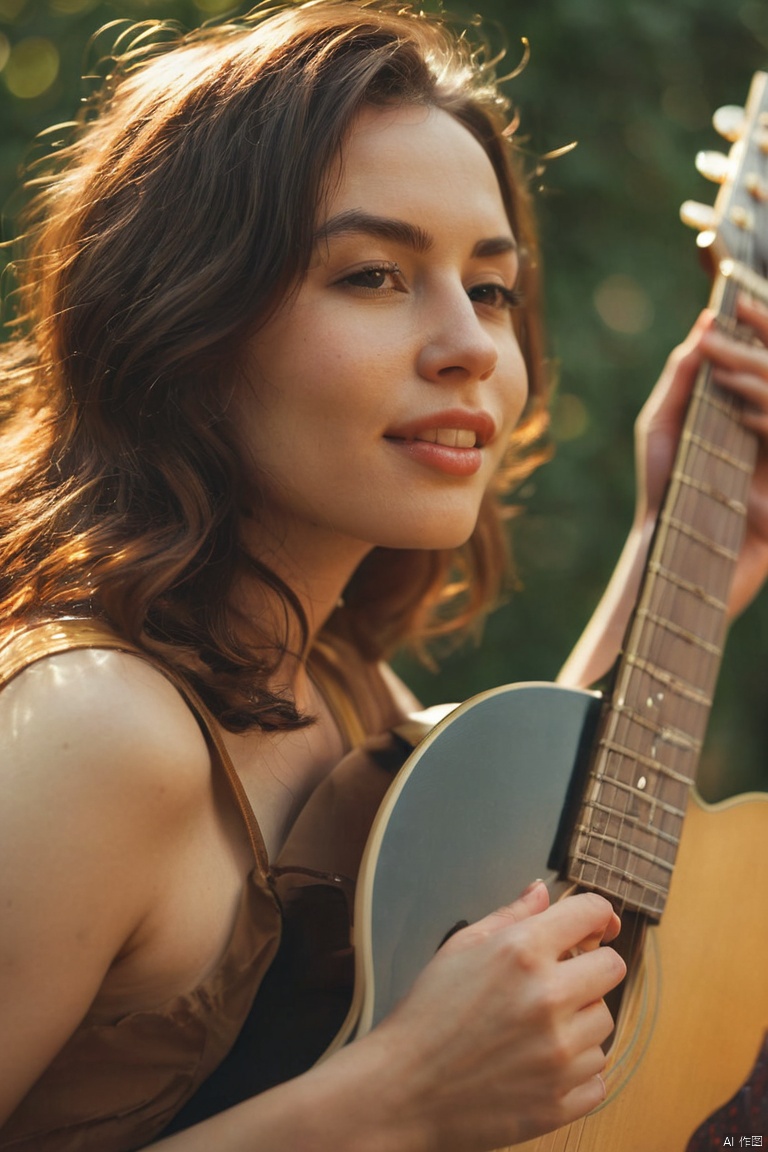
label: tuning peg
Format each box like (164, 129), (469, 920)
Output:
(680, 199), (719, 231)
(746, 172), (768, 202)
(713, 104), (744, 141)
(695, 150), (731, 183)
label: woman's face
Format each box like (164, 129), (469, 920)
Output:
(237, 103), (528, 562)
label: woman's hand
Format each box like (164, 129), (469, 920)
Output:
(560, 293), (768, 689)
(634, 294), (768, 617)
(323, 881), (625, 1152)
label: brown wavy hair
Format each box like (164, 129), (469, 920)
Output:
(0, 0), (550, 731)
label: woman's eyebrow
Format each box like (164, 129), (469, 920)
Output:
(472, 235), (517, 258)
(314, 209), (516, 259)
(315, 210), (433, 252)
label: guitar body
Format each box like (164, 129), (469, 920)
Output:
(341, 681), (768, 1148)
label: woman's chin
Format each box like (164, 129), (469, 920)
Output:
(375, 520), (478, 553)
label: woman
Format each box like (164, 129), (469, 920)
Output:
(1, 3), (768, 1149)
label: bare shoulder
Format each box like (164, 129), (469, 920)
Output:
(0, 647), (213, 1125)
(1, 645), (211, 807)
(0, 644), (214, 927)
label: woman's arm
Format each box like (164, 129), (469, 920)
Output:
(559, 297), (768, 689)
(0, 649), (215, 1129)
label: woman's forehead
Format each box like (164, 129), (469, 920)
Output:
(320, 104), (515, 243)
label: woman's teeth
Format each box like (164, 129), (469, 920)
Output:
(414, 429), (477, 448)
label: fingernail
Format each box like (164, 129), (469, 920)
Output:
(521, 879), (544, 897)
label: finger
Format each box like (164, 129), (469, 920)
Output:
(552, 946), (626, 1019)
(557, 1069), (609, 1126)
(487, 877), (551, 926)
(529, 891), (620, 958)
(740, 411), (768, 441)
(711, 367), (768, 424)
(702, 328), (768, 375)
(553, 1036), (610, 1098)
(603, 908), (621, 943)
(515, 1068), (609, 1141)
(569, 995), (617, 1055)
(514, 877), (551, 915)
(449, 879), (550, 949)
(668, 306), (716, 359)
(637, 310), (714, 426)
(737, 294), (768, 342)
(571, 906), (622, 950)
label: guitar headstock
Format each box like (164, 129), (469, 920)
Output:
(681, 71), (768, 281)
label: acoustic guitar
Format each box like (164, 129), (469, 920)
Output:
(326, 73), (768, 1149)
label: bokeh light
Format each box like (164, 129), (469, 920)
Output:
(2, 37), (60, 100)
(593, 273), (655, 336)
(550, 393), (590, 443)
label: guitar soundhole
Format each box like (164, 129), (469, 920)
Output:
(685, 1032), (768, 1149)
(438, 920), (469, 949)
(587, 906), (648, 1056)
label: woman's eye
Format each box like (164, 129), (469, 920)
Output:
(339, 263), (405, 292)
(468, 283), (524, 311)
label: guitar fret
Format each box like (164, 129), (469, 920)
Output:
(579, 799), (683, 847)
(698, 388), (741, 418)
(670, 469), (748, 516)
(573, 833), (675, 876)
(685, 431), (754, 473)
(646, 562), (728, 611)
(722, 257), (768, 306)
(597, 737), (694, 783)
(608, 702), (702, 752)
(571, 851), (672, 892)
(588, 771), (687, 817)
(665, 515), (741, 561)
(634, 606), (723, 657)
(622, 654), (712, 708)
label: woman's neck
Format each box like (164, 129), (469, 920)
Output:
(234, 510), (373, 691)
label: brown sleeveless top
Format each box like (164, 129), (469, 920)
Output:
(0, 620), (406, 1152)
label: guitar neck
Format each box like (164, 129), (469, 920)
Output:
(567, 267), (760, 918)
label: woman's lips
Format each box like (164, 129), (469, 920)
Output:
(384, 429), (484, 476)
(384, 410), (496, 476)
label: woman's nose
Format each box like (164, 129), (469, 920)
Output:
(416, 291), (499, 384)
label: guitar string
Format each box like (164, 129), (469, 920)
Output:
(613, 358), (719, 915)
(598, 265), (747, 918)
(596, 269), (736, 1040)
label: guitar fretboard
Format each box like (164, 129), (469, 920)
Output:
(567, 269), (761, 918)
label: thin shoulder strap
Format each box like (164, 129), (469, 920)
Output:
(0, 620), (270, 873)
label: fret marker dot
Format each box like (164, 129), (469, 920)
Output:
(638, 776), (647, 790)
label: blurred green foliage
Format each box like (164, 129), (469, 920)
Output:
(1, 0), (766, 798)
